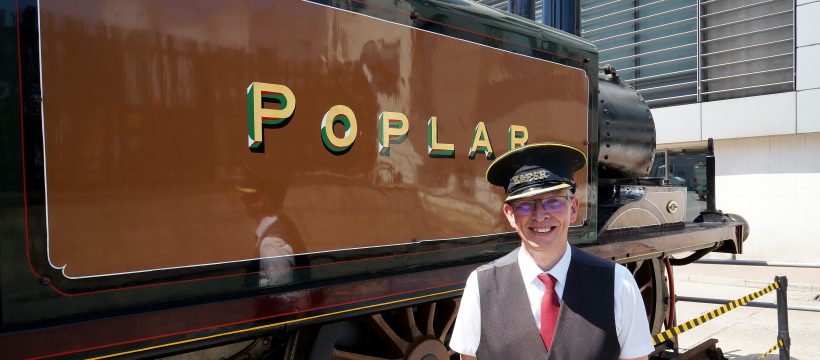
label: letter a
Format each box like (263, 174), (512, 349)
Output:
(468, 122), (495, 159)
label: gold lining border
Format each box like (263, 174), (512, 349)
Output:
(89, 289), (462, 359)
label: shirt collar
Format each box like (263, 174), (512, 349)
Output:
(255, 215), (279, 239)
(518, 243), (572, 286)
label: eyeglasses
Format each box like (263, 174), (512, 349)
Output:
(510, 196), (572, 216)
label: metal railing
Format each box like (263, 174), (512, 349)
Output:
(695, 259), (820, 268)
(674, 276), (793, 359)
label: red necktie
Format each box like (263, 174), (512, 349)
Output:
(537, 273), (560, 350)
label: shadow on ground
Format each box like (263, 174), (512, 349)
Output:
(722, 348), (795, 359)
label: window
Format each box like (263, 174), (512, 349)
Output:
(651, 148), (708, 221)
(474, 0), (795, 107)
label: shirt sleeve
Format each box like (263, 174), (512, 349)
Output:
(448, 271), (481, 356)
(613, 264), (655, 359)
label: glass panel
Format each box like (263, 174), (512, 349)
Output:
(667, 148), (708, 222)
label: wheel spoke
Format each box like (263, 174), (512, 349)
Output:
(405, 307), (423, 339)
(639, 282), (651, 293)
(631, 260), (644, 276)
(334, 349), (397, 360)
(370, 313), (410, 351)
(426, 302), (437, 336)
(439, 298), (460, 342)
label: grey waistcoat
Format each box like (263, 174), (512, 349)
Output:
(475, 245), (620, 360)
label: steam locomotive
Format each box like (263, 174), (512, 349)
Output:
(1, 0), (746, 358)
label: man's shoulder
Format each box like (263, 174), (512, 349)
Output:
(475, 247), (520, 273)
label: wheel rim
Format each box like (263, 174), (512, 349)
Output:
(626, 258), (668, 335)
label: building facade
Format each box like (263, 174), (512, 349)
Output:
(479, 0), (819, 261)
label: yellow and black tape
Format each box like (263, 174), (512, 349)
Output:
(756, 338), (786, 359)
(652, 280), (780, 345)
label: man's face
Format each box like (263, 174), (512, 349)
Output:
(502, 189), (579, 254)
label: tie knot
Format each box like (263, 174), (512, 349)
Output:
(537, 273), (557, 291)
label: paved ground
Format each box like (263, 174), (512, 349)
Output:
(673, 263), (820, 359)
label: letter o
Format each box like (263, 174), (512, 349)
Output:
(321, 105), (358, 153)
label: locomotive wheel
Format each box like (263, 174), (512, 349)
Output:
(626, 258), (669, 336)
(290, 298), (461, 360)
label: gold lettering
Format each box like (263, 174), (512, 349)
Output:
(247, 82), (296, 149)
(378, 111), (410, 156)
(427, 116), (455, 157)
(321, 105), (358, 153)
(468, 122), (495, 159)
(508, 125), (529, 150)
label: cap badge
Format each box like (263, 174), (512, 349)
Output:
(511, 170), (551, 186)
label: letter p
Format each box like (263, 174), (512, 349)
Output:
(378, 111), (409, 156)
(247, 82), (296, 149)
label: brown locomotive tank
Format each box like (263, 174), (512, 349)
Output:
(37, 0), (589, 277)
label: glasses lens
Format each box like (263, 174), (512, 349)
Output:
(541, 197), (568, 212)
(512, 201), (535, 215)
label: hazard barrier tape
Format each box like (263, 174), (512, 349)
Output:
(652, 280), (780, 345)
(756, 338), (786, 359)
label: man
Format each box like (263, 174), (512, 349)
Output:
(237, 167), (306, 287)
(449, 143), (654, 360)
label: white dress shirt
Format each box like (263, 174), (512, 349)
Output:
(449, 244), (655, 358)
(256, 216), (295, 287)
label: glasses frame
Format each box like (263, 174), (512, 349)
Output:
(509, 195), (574, 216)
